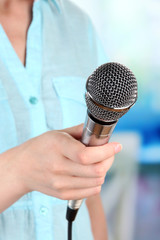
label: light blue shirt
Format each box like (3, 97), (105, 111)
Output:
(0, 0), (107, 239)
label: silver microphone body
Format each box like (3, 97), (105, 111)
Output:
(68, 112), (117, 210)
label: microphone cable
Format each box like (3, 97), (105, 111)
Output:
(66, 207), (79, 240)
(68, 221), (72, 240)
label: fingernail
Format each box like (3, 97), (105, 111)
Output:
(114, 144), (122, 153)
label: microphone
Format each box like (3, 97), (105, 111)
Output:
(66, 62), (138, 222)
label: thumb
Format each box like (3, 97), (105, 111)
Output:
(59, 123), (84, 140)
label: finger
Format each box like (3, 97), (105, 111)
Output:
(74, 142), (122, 165)
(74, 156), (114, 178)
(58, 133), (121, 165)
(55, 186), (102, 200)
(58, 124), (84, 140)
(52, 155), (114, 178)
(56, 131), (86, 162)
(94, 155), (115, 177)
(51, 175), (104, 191)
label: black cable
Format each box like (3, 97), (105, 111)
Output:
(68, 221), (72, 240)
(66, 207), (79, 240)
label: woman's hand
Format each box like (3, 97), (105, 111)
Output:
(0, 124), (122, 212)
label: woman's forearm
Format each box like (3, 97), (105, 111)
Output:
(0, 147), (27, 213)
(86, 194), (108, 240)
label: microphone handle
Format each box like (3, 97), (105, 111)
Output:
(67, 112), (117, 212)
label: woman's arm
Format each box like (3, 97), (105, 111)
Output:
(0, 146), (30, 212)
(86, 194), (108, 240)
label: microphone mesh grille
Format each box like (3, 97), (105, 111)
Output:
(85, 93), (127, 121)
(86, 62), (138, 122)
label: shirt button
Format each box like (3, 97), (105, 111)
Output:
(40, 206), (49, 216)
(29, 96), (38, 105)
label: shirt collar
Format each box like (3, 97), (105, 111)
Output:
(47, 0), (61, 12)
(35, 0), (60, 11)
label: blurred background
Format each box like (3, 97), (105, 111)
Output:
(70, 0), (160, 239)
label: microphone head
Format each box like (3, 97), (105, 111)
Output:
(85, 62), (138, 122)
